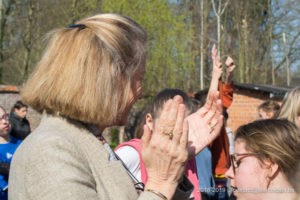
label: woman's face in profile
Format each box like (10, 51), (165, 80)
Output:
(118, 63), (145, 125)
(15, 106), (28, 119)
(226, 139), (269, 200)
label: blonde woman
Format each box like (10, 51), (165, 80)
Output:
(8, 14), (223, 200)
(225, 119), (300, 200)
(278, 86), (300, 127)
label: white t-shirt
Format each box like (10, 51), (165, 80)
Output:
(115, 146), (142, 182)
(226, 126), (235, 155)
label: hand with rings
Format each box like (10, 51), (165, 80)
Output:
(141, 95), (189, 199)
(186, 90), (223, 158)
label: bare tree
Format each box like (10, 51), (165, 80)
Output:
(211, 0), (229, 58)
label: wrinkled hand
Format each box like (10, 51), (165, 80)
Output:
(186, 90), (223, 158)
(141, 95), (189, 199)
(225, 56), (236, 74)
(211, 44), (223, 80)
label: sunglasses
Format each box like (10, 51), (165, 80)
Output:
(230, 153), (260, 174)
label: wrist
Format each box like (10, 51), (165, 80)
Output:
(212, 76), (221, 81)
(145, 179), (178, 200)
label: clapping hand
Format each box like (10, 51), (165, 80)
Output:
(186, 90), (223, 158)
(141, 95), (189, 199)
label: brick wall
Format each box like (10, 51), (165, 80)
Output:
(227, 89), (282, 133)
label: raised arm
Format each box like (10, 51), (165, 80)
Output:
(209, 44), (223, 93)
(224, 56), (236, 84)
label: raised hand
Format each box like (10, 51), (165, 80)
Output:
(211, 44), (223, 80)
(186, 90), (224, 158)
(141, 95), (189, 200)
(225, 56), (236, 74)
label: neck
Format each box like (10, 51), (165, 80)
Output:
(261, 174), (297, 200)
(95, 124), (107, 134)
(0, 135), (10, 144)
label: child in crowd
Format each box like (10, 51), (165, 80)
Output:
(0, 106), (22, 199)
(257, 100), (280, 119)
(9, 101), (31, 140)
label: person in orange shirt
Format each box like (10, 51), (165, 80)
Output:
(209, 45), (236, 200)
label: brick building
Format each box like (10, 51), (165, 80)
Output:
(227, 83), (292, 133)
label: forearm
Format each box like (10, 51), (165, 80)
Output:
(209, 76), (220, 93)
(225, 72), (232, 84)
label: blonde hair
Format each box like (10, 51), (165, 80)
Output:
(21, 14), (147, 125)
(278, 86), (300, 126)
(235, 119), (300, 180)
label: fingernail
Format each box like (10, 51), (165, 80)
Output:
(174, 95), (183, 103)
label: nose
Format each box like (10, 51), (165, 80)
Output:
(225, 166), (236, 188)
(225, 165), (234, 180)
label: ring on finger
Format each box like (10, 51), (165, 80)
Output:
(163, 132), (173, 140)
(208, 124), (214, 133)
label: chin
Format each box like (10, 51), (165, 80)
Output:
(115, 117), (128, 126)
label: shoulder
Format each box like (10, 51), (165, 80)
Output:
(12, 114), (103, 166)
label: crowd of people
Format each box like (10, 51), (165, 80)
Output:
(0, 13), (298, 200)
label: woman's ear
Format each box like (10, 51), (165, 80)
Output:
(145, 113), (154, 131)
(264, 159), (279, 178)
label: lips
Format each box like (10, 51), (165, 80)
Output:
(231, 186), (238, 194)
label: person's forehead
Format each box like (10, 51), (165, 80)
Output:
(0, 108), (5, 115)
(234, 139), (248, 152)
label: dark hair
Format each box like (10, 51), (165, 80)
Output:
(194, 89), (209, 108)
(149, 88), (197, 119)
(134, 88), (197, 139)
(11, 100), (28, 113)
(258, 100), (280, 118)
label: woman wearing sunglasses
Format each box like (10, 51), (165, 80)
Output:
(225, 119), (300, 200)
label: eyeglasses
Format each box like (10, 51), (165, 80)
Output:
(230, 153), (260, 174)
(0, 113), (8, 121)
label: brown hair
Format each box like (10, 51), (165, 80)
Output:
(149, 88), (197, 119)
(258, 100), (280, 118)
(134, 88), (197, 138)
(235, 119), (300, 180)
(21, 14), (147, 125)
